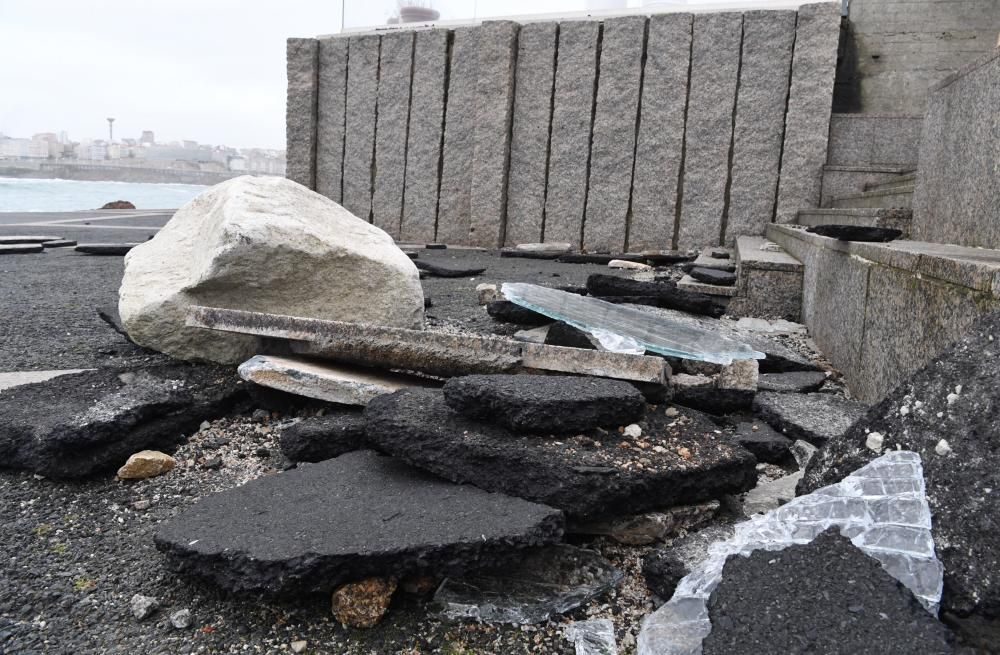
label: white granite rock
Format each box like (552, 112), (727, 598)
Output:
(119, 176), (423, 363)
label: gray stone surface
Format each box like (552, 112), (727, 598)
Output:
(469, 21), (519, 248)
(372, 31), (415, 238)
(343, 34), (381, 221)
(583, 15), (646, 253)
(286, 38), (319, 189)
(758, 370), (828, 393)
(753, 391), (867, 446)
(400, 29), (449, 243)
(628, 13), (693, 252)
(504, 22), (557, 247)
(912, 50), (1000, 249)
(154, 450), (564, 594)
(825, 115), (923, 168)
(315, 36), (348, 202)
(774, 2), (840, 223)
(677, 12), (743, 249)
(724, 10), (796, 243)
(436, 27), (480, 245)
(543, 21), (600, 247)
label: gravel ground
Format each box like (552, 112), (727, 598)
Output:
(1, 232), (833, 654)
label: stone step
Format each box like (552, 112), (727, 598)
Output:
(864, 172), (916, 192)
(819, 164), (915, 208)
(796, 208), (912, 236)
(677, 274), (739, 298)
(726, 236), (804, 322)
(828, 185), (914, 209)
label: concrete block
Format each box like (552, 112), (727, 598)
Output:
(286, 38), (319, 189)
(543, 21), (600, 247)
(504, 22), (558, 247)
(372, 31), (415, 238)
(629, 13), (693, 252)
(583, 15), (647, 253)
(400, 29), (449, 243)
(826, 114), (874, 166)
(677, 12), (743, 249)
(774, 2), (840, 223)
(437, 27), (480, 244)
(469, 21), (519, 248)
(315, 37), (349, 202)
(343, 34), (381, 221)
(725, 10), (796, 243)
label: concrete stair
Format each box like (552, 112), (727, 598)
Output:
(825, 171), (916, 209)
(796, 207), (913, 237)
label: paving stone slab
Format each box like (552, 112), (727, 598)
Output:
(154, 450), (563, 594)
(364, 388), (757, 520)
(701, 530), (954, 655)
(279, 412), (367, 463)
(343, 34), (381, 221)
(442, 374), (646, 433)
(315, 36), (349, 202)
(286, 38), (319, 188)
(757, 370), (828, 393)
(372, 31), (416, 238)
(753, 391), (866, 446)
(0, 365), (248, 479)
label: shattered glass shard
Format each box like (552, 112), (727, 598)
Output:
(637, 451), (942, 655)
(502, 283), (765, 365)
(565, 619), (618, 655)
(432, 544), (624, 625)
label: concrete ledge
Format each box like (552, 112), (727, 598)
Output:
(728, 236), (803, 321)
(767, 223), (1000, 401)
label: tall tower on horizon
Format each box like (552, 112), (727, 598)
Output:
(107, 117), (115, 143)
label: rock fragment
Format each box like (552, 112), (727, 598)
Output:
(331, 577), (397, 628)
(168, 608), (192, 629)
(753, 392), (867, 446)
(278, 412), (366, 462)
(117, 450), (176, 480)
(733, 421), (792, 463)
(129, 594), (159, 621)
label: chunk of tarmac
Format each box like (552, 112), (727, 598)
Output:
(753, 392), (867, 446)
(805, 224), (903, 242)
(701, 530), (954, 655)
(75, 243), (140, 255)
(442, 374), (646, 433)
(0, 244), (43, 254)
(0, 235), (61, 244)
(153, 450), (564, 594)
(585, 274), (725, 318)
(364, 388), (757, 520)
(279, 412), (367, 463)
(757, 370), (828, 393)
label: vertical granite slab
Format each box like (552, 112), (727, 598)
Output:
(724, 10), (796, 244)
(315, 37), (349, 203)
(629, 13), (693, 252)
(583, 15), (647, 254)
(437, 27), (480, 245)
(469, 21), (519, 248)
(400, 29), (449, 243)
(774, 2), (840, 223)
(677, 12), (743, 250)
(286, 38), (319, 189)
(504, 22), (558, 247)
(372, 31), (416, 238)
(343, 34), (381, 222)
(543, 21), (601, 248)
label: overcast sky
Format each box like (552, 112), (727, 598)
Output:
(0, 0), (723, 151)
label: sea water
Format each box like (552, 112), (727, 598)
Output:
(0, 177), (208, 212)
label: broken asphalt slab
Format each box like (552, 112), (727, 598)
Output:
(586, 274), (726, 318)
(0, 365), (248, 478)
(75, 243), (140, 255)
(442, 374), (646, 433)
(757, 370), (828, 393)
(364, 388), (757, 520)
(278, 411), (367, 462)
(753, 391), (867, 446)
(154, 450), (564, 595)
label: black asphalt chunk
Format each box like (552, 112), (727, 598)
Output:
(413, 260), (486, 278)
(557, 253), (645, 265)
(642, 549), (687, 600)
(733, 421), (792, 463)
(689, 267), (736, 286)
(753, 392), (867, 446)
(75, 243), (139, 255)
(702, 530), (955, 655)
(758, 370), (828, 393)
(0, 244), (43, 254)
(586, 274), (725, 318)
(40, 239), (77, 248)
(486, 300), (551, 325)
(499, 248), (564, 260)
(0, 365), (248, 479)
(544, 321), (598, 350)
(442, 374), (646, 433)
(364, 388), (757, 520)
(154, 450), (564, 595)
(0, 235), (61, 244)
(801, 310), (1000, 634)
(278, 412), (367, 462)
(805, 224), (903, 242)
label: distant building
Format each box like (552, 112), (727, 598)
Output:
(140, 130), (155, 145)
(0, 135), (55, 159)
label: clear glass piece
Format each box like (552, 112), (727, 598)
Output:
(637, 451), (942, 655)
(501, 283), (765, 365)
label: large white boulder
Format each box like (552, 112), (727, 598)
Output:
(119, 176), (424, 364)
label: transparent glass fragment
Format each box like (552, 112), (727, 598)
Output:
(433, 544), (624, 625)
(637, 451), (942, 655)
(501, 283), (765, 365)
(565, 619), (618, 655)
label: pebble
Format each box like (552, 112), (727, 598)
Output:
(169, 608), (192, 629)
(130, 594), (159, 621)
(865, 432), (884, 453)
(624, 424), (642, 438)
(290, 640), (308, 653)
(934, 439), (952, 456)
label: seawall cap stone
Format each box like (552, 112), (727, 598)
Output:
(118, 176), (423, 364)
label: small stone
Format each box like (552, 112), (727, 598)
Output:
(717, 359), (759, 392)
(331, 577), (398, 628)
(608, 259), (653, 270)
(290, 640), (308, 654)
(169, 608), (192, 629)
(252, 408), (270, 422)
(129, 594), (159, 620)
(624, 424), (642, 438)
(117, 450), (176, 480)
(665, 407), (679, 417)
(201, 457), (222, 471)
(132, 499), (152, 511)
(865, 431), (884, 453)
(476, 283), (500, 305)
(934, 439), (952, 456)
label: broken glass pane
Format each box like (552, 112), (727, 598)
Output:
(565, 619), (618, 655)
(502, 283), (765, 365)
(637, 451), (942, 655)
